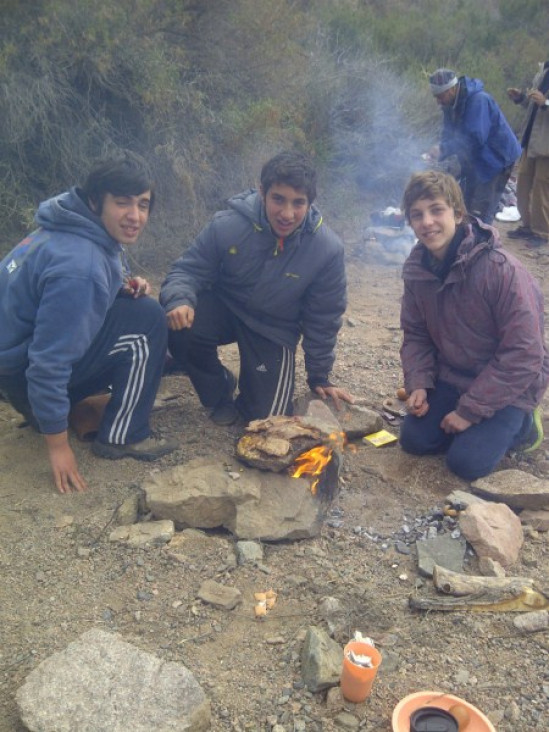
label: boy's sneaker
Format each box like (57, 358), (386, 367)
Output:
(92, 435), (178, 461)
(507, 225), (533, 239)
(210, 401), (239, 426)
(209, 369), (239, 426)
(522, 406), (544, 454)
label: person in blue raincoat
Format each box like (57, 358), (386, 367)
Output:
(427, 68), (521, 225)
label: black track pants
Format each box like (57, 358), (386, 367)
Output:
(168, 291), (295, 421)
(0, 296), (167, 445)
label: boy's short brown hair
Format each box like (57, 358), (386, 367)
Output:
(402, 170), (466, 221)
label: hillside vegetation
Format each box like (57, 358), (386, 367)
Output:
(0, 0), (547, 262)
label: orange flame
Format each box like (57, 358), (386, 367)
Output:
(291, 445), (333, 495)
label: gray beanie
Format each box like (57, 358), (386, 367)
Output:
(429, 68), (458, 95)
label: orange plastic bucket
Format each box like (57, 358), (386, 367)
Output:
(340, 641), (382, 703)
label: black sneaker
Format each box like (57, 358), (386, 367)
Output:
(210, 400), (239, 426)
(209, 369), (239, 426)
(507, 226), (533, 239)
(92, 435), (178, 461)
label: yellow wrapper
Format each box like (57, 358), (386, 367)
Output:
(363, 429), (398, 447)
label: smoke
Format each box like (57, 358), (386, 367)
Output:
(329, 65), (439, 204)
(322, 56), (438, 265)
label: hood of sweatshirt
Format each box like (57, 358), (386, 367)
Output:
(35, 187), (120, 252)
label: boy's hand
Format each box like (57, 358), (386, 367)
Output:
(44, 432), (88, 494)
(167, 305), (195, 330)
(441, 411), (471, 434)
(406, 389), (429, 417)
(314, 385), (354, 410)
(124, 277), (151, 297)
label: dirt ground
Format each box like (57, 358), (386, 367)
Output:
(0, 224), (548, 731)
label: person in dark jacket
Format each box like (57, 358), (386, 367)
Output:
(160, 150), (353, 425)
(0, 151), (177, 494)
(428, 68), (521, 225)
(507, 60), (549, 247)
(399, 170), (548, 481)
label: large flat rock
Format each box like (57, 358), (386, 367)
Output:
(471, 469), (549, 510)
(16, 629), (210, 731)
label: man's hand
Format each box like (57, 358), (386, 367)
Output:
(406, 388), (429, 417)
(507, 87), (522, 102)
(528, 89), (547, 107)
(44, 432), (88, 494)
(314, 385), (354, 410)
(441, 410), (472, 434)
(166, 305), (195, 330)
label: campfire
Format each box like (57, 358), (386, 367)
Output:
(290, 431), (346, 496)
(235, 417), (346, 503)
(291, 444), (334, 495)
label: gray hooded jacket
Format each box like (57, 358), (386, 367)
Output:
(160, 189), (346, 385)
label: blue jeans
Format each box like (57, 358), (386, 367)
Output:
(399, 380), (529, 481)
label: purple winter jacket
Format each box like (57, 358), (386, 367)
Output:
(400, 220), (549, 423)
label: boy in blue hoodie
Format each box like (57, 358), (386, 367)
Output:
(0, 151), (177, 494)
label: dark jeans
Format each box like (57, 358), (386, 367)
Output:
(399, 380), (529, 481)
(0, 296), (167, 445)
(466, 166), (513, 225)
(168, 290), (295, 421)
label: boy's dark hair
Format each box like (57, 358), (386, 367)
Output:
(402, 170), (466, 221)
(260, 150), (317, 203)
(81, 150), (155, 214)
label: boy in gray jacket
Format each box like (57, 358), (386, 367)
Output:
(160, 150), (353, 424)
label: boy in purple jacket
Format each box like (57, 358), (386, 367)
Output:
(399, 170), (548, 481)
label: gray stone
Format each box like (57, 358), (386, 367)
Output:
(415, 533), (466, 578)
(236, 540), (264, 565)
(478, 557), (506, 577)
(512, 610), (549, 633)
(459, 502), (523, 568)
(318, 596), (347, 637)
(333, 711), (360, 729)
(16, 628), (210, 731)
(109, 520), (174, 547)
(227, 471), (327, 541)
(301, 399), (343, 434)
(143, 457), (262, 529)
(197, 579), (242, 610)
(471, 469), (549, 510)
(294, 396), (382, 440)
(116, 495), (140, 525)
(445, 489), (488, 509)
(300, 626), (343, 692)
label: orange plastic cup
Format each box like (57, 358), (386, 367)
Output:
(340, 641), (382, 703)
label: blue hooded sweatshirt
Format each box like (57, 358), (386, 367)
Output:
(0, 188), (124, 433)
(440, 76), (521, 183)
